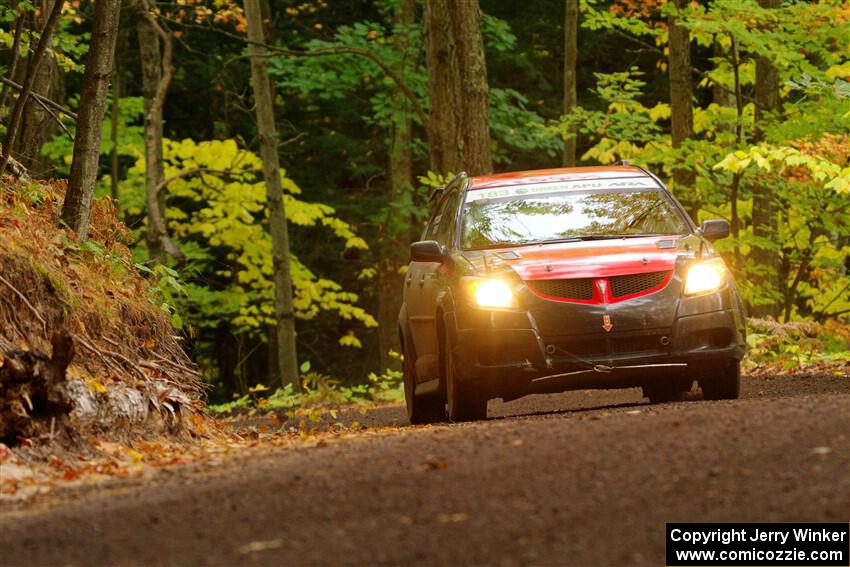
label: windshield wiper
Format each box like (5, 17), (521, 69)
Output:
(467, 237), (581, 250)
(467, 234), (666, 250)
(529, 237), (583, 246)
(466, 241), (527, 251)
(575, 233), (667, 241)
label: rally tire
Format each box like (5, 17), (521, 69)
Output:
(700, 359), (741, 401)
(445, 343), (487, 422)
(643, 378), (691, 404)
(403, 343), (445, 424)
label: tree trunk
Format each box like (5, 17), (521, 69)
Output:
(137, 13), (165, 263)
(0, 0), (63, 177)
(17, 0), (65, 176)
(667, 0), (698, 220)
(562, 0), (578, 167)
(110, 70), (121, 204)
(258, 0), (281, 387)
(750, 0), (782, 318)
(729, 35), (744, 273)
(377, 0), (415, 372)
(259, 0), (275, 43)
(59, 0), (121, 239)
(0, 13), (25, 122)
(215, 323), (239, 394)
(244, 0), (300, 389)
(711, 41), (734, 108)
(136, 4), (182, 264)
(424, 0), (492, 176)
(110, 19), (128, 206)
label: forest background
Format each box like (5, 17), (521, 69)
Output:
(1, 0), (847, 406)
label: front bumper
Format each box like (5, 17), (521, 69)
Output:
(449, 299), (746, 401)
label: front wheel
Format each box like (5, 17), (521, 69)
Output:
(445, 342), (487, 422)
(700, 359), (741, 401)
(643, 378), (691, 404)
(403, 344), (445, 424)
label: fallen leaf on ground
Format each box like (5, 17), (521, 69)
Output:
(237, 539), (283, 554)
(423, 456), (448, 471)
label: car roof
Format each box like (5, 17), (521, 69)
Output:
(468, 165), (652, 190)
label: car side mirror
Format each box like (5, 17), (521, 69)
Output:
(410, 240), (445, 263)
(699, 219), (730, 241)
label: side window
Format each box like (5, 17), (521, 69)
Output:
(435, 190), (460, 245)
(422, 191), (452, 241)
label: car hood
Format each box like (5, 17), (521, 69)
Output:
(465, 235), (699, 280)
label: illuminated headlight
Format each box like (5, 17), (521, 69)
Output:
(469, 279), (515, 308)
(684, 257), (727, 296)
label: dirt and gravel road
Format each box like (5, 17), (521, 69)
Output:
(1, 373), (848, 566)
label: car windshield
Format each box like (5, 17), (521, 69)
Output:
(461, 182), (689, 250)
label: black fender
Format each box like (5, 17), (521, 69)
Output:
(433, 289), (459, 396)
(398, 303), (412, 353)
(398, 302), (424, 380)
(438, 292), (458, 350)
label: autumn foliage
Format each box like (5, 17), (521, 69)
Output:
(0, 178), (204, 444)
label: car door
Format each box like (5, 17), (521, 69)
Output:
(406, 189), (459, 382)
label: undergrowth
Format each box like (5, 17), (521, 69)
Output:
(744, 318), (850, 376)
(209, 355), (404, 414)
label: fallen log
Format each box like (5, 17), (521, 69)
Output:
(0, 331), (74, 442)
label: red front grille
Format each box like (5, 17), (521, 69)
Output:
(526, 278), (594, 301)
(609, 270), (669, 298)
(526, 270), (672, 304)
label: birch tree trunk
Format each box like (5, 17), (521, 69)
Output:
(244, 0), (300, 389)
(424, 0), (492, 176)
(667, 0), (698, 220)
(59, 0), (121, 239)
(562, 0), (578, 167)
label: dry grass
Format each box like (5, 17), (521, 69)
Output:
(0, 177), (204, 444)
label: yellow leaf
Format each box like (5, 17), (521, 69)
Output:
(86, 379), (109, 394)
(649, 103), (671, 122)
(339, 332), (362, 348)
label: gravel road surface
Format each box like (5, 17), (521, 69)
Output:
(1, 373), (848, 566)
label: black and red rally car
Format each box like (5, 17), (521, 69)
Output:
(398, 164), (747, 423)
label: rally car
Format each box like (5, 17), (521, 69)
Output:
(399, 164), (746, 423)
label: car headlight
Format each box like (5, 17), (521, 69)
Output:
(468, 279), (515, 308)
(684, 257), (727, 296)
